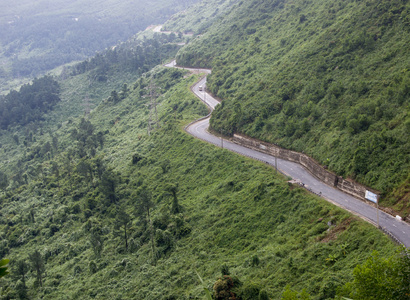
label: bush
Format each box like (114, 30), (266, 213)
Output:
(259, 290), (269, 300)
(73, 265), (82, 276)
(89, 261), (97, 274)
(239, 282), (261, 300)
(213, 276), (237, 300)
(251, 255), (260, 267)
(221, 264), (230, 276)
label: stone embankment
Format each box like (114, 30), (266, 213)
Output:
(231, 134), (379, 204)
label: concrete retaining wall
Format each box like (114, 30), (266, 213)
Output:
(231, 133), (378, 202)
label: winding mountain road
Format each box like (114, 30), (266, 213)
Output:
(165, 61), (410, 248)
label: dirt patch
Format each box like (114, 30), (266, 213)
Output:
(319, 217), (354, 243)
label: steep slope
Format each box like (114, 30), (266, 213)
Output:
(0, 65), (397, 299)
(163, 0), (241, 34)
(172, 0), (410, 216)
(0, 29), (184, 185)
(0, 1), (407, 299)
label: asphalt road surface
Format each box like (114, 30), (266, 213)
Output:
(166, 61), (410, 248)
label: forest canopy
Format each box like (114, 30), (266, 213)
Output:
(0, 76), (60, 129)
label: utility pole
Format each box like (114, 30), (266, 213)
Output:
(82, 93), (92, 116)
(150, 77), (159, 129)
(147, 111), (151, 136)
(377, 196), (380, 228)
(145, 76), (161, 136)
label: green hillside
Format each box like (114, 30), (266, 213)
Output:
(163, 0), (241, 34)
(0, 1), (409, 299)
(0, 29), (183, 179)
(0, 64), (400, 299)
(172, 0), (410, 217)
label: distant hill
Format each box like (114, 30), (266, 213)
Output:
(0, 0), (199, 92)
(172, 0), (410, 216)
(0, 1), (406, 299)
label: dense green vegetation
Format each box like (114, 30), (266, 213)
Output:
(0, 76), (60, 129)
(339, 248), (410, 300)
(0, 30), (183, 188)
(0, 62), (402, 299)
(70, 32), (183, 80)
(172, 0), (410, 216)
(0, 0), (408, 299)
(163, 0), (240, 34)
(0, 0), (199, 93)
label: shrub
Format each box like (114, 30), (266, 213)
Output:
(259, 290), (269, 300)
(221, 264), (230, 276)
(89, 261), (97, 274)
(251, 255), (260, 267)
(213, 276), (237, 300)
(239, 282), (261, 300)
(73, 265), (82, 276)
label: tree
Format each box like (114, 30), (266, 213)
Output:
(339, 249), (410, 300)
(16, 280), (28, 299)
(100, 170), (118, 204)
(52, 135), (59, 150)
(89, 227), (104, 258)
(76, 159), (93, 182)
(109, 90), (120, 103)
(0, 171), (8, 190)
(120, 83), (129, 99)
(135, 188), (155, 262)
(115, 209), (131, 251)
(213, 276), (238, 300)
(96, 131), (105, 149)
(29, 209), (35, 223)
(29, 250), (45, 287)
(281, 285), (311, 300)
(51, 161), (59, 178)
(166, 183), (180, 214)
(14, 260), (29, 299)
(41, 141), (52, 158)
(77, 118), (94, 143)
(63, 151), (73, 181)
(15, 260), (29, 285)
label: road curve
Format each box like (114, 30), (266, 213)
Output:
(165, 61), (410, 248)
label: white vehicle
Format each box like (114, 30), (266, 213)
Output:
(198, 86), (203, 91)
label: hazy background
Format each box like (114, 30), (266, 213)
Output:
(0, 0), (197, 92)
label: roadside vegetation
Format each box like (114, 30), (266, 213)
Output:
(171, 0), (410, 218)
(0, 0), (408, 299)
(0, 62), (402, 299)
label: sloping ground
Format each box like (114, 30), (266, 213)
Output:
(181, 69), (410, 247)
(0, 66), (397, 299)
(172, 0), (410, 216)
